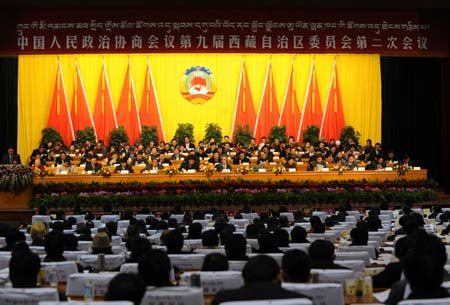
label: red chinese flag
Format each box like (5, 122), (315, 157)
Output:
(93, 61), (118, 145)
(254, 62), (280, 141)
(139, 60), (165, 142)
(46, 61), (74, 146)
(71, 61), (97, 139)
(230, 59), (257, 141)
(116, 60), (141, 144)
(297, 62), (323, 142)
(320, 61), (346, 142)
(278, 62), (302, 139)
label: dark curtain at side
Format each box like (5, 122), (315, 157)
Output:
(381, 57), (446, 190)
(0, 57), (18, 156)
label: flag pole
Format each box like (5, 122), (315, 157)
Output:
(230, 56), (245, 141)
(147, 58), (166, 142)
(254, 56), (271, 138)
(297, 56), (315, 142)
(58, 58), (75, 143)
(278, 55), (296, 126)
(320, 56), (337, 139)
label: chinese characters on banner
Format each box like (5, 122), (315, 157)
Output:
(7, 9), (449, 55)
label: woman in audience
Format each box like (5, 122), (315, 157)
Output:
(290, 226), (309, 243)
(30, 221), (47, 246)
(201, 253), (229, 271)
(105, 273), (147, 305)
(91, 232), (113, 254)
(43, 231), (66, 262)
(138, 249), (172, 287)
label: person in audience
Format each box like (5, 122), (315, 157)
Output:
(30, 221), (47, 246)
(105, 273), (147, 305)
(282, 249), (312, 283)
(310, 222), (326, 233)
(273, 228), (290, 247)
(201, 253), (229, 271)
(163, 229), (186, 254)
(115, 158), (134, 173)
(225, 234), (248, 261)
(385, 231), (449, 305)
(186, 222), (202, 239)
(212, 255), (307, 305)
(91, 232), (113, 254)
(43, 231), (66, 262)
(199, 230), (220, 249)
(63, 233), (79, 251)
(127, 237), (152, 263)
(9, 246), (41, 288)
(0, 228), (26, 251)
(308, 240), (349, 270)
(428, 204), (443, 219)
(366, 215), (383, 231)
(77, 224), (93, 241)
(245, 224), (260, 239)
(372, 235), (416, 288)
(399, 154), (415, 169)
(257, 231), (283, 253)
(138, 249), (172, 287)
(290, 226), (309, 243)
(350, 224), (369, 246)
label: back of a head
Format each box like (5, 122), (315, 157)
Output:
(130, 237), (152, 262)
(202, 230), (219, 247)
(51, 221), (64, 233)
(290, 226), (308, 243)
(138, 249), (171, 287)
(63, 233), (79, 251)
(164, 229), (184, 253)
(9, 249), (41, 288)
(44, 231), (65, 259)
(309, 216), (322, 226)
(366, 215), (382, 231)
(201, 253), (229, 271)
(225, 234), (247, 260)
(350, 226), (369, 246)
(311, 222), (325, 234)
(245, 224), (259, 239)
(282, 249), (311, 283)
(106, 221), (118, 235)
(187, 222), (202, 239)
(5, 228), (26, 246)
(257, 231), (279, 252)
(404, 253), (443, 293)
(105, 273), (146, 305)
(273, 228), (289, 247)
(242, 255), (280, 284)
(308, 239), (335, 261)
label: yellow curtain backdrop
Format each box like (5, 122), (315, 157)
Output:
(17, 53), (381, 159)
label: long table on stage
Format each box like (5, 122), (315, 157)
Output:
(32, 169), (427, 184)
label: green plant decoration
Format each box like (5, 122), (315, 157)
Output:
(340, 126), (361, 146)
(41, 127), (63, 146)
(108, 126), (129, 147)
(302, 125), (320, 145)
(269, 125), (287, 143)
(140, 125), (159, 148)
(232, 124), (254, 146)
(174, 123), (195, 145)
(75, 127), (97, 147)
(204, 123), (223, 143)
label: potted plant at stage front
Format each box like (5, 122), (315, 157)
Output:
(108, 126), (129, 147)
(301, 125), (320, 146)
(41, 127), (63, 146)
(340, 125), (361, 147)
(140, 125), (159, 148)
(232, 124), (253, 146)
(174, 123), (195, 145)
(269, 125), (287, 144)
(204, 123), (223, 144)
(75, 127), (96, 148)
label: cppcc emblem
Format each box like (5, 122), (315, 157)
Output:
(180, 66), (216, 105)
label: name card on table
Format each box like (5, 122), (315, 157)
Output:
(288, 168), (296, 172)
(187, 169), (196, 173)
(222, 169), (231, 173)
(358, 167), (366, 171)
(120, 170), (129, 174)
(413, 167), (421, 170)
(242, 162), (250, 165)
(258, 168), (266, 172)
(322, 168), (329, 172)
(385, 167), (393, 171)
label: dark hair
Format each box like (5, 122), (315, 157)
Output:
(290, 226), (309, 244)
(257, 231), (280, 253)
(105, 273), (147, 305)
(187, 223), (202, 239)
(366, 215), (382, 231)
(273, 228), (289, 247)
(201, 253), (229, 271)
(309, 216), (322, 227)
(202, 230), (219, 248)
(350, 226), (369, 246)
(44, 231), (66, 262)
(5, 228), (25, 247)
(308, 239), (335, 261)
(282, 249), (311, 283)
(242, 255), (280, 283)
(245, 224), (260, 239)
(164, 229), (184, 254)
(51, 221), (65, 233)
(63, 233), (79, 251)
(138, 249), (172, 287)
(225, 234), (248, 261)
(311, 222), (325, 234)
(106, 221), (118, 235)
(129, 237), (152, 263)
(167, 218), (178, 229)
(9, 248), (41, 288)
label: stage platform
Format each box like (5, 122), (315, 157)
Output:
(32, 169), (427, 184)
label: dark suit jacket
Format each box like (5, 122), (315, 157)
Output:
(1, 153), (21, 165)
(115, 164), (134, 173)
(84, 162), (102, 172)
(372, 262), (403, 289)
(215, 163), (232, 171)
(212, 281), (308, 305)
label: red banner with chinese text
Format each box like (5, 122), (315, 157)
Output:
(3, 8), (448, 56)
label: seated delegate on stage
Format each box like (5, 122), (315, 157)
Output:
(141, 158), (164, 173)
(115, 158), (134, 173)
(55, 160), (78, 174)
(1, 147), (21, 165)
(83, 156), (102, 173)
(307, 155), (327, 171)
(215, 155), (232, 172)
(179, 156), (198, 172)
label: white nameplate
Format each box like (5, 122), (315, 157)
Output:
(187, 169), (196, 173)
(288, 168), (296, 172)
(413, 167), (421, 170)
(358, 167), (366, 171)
(222, 169), (231, 173)
(242, 162), (250, 165)
(162, 163), (169, 167)
(120, 170), (129, 174)
(258, 168), (266, 172)
(269, 162), (276, 165)
(322, 168), (329, 172)
(149, 170), (158, 174)
(385, 167), (393, 171)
